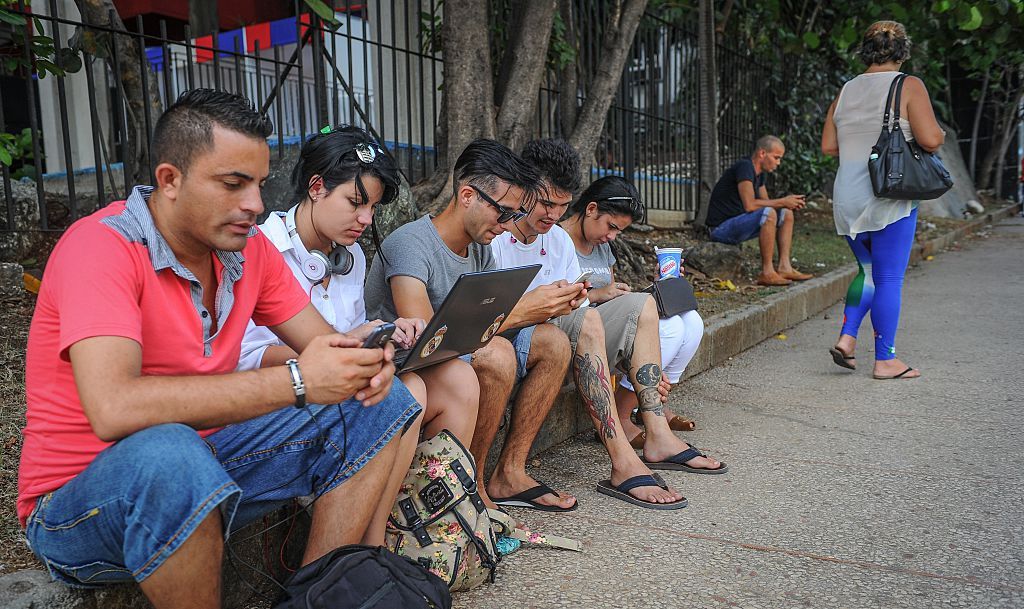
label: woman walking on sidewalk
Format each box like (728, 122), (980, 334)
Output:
(820, 21), (945, 379)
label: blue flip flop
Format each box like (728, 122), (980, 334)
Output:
(596, 475), (687, 510)
(642, 446), (729, 475)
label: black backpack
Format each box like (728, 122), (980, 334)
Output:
(273, 544), (451, 609)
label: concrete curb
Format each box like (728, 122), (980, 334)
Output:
(524, 202), (1023, 457)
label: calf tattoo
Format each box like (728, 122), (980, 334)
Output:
(635, 363), (663, 417)
(574, 353), (616, 440)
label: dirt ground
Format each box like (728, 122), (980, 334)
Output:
(0, 199), (977, 576)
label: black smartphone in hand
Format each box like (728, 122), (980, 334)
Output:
(361, 322), (396, 349)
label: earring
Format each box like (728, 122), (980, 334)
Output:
(311, 196), (319, 203)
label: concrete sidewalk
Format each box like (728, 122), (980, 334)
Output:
(456, 216), (1024, 609)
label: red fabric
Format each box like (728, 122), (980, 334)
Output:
(246, 22), (272, 53)
(195, 35), (214, 63)
(17, 201), (307, 525)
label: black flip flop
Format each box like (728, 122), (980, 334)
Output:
(873, 367), (917, 380)
(596, 475), (687, 510)
(492, 482), (578, 512)
(829, 347), (856, 370)
(642, 446), (729, 475)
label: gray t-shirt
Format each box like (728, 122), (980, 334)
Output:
(365, 215), (495, 321)
(575, 242), (616, 289)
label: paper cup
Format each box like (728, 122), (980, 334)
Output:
(655, 247), (683, 279)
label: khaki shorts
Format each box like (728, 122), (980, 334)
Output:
(548, 292), (651, 375)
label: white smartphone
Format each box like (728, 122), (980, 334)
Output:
(571, 271), (593, 285)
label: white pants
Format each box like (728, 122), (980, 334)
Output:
(620, 310), (704, 390)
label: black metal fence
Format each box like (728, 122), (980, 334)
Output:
(0, 1), (784, 237)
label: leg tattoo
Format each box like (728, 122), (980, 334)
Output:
(635, 363), (664, 416)
(574, 353), (616, 440)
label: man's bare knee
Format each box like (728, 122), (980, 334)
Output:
(579, 307), (606, 347)
(473, 336), (516, 380)
(527, 324), (571, 368)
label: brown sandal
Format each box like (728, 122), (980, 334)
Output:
(667, 415), (696, 431)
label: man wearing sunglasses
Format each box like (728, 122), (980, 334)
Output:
(365, 138), (583, 510)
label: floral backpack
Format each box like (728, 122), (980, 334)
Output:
(385, 430), (501, 591)
(385, 430), (581, 592)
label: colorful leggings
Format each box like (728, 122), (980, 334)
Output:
(840, 208), (917, 361)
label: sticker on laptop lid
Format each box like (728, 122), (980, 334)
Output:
(481, 314), (505, 343)
(421, 325), (447, 358)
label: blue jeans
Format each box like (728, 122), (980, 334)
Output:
(710, 208), (787, 245)
(511, 325), (536, 381)
(24, 380), (420, 587)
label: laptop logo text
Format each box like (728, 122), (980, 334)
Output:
(480, 297), (495, 305)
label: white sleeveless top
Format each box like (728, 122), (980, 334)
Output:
(832, 72), (915, 237)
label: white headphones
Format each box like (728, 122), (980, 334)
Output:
(283, 205), (354, 285)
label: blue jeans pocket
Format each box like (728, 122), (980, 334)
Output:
(43, 557), (134, 587)
(27, 497), (134, 587)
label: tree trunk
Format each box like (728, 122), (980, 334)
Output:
(969, 66), (990, 181)
(693, 0), (719, 230)
(556, 0), (579, 138)
(977, 80), (1024, 192)
(75, 0), (163, 186)
(494, 0), (558, 152)
(424, 0), (497, 213)
(188, 0), (218, 37)
(567, 0), (647, 181)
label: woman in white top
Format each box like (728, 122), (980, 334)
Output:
(239, 126), (478, 443)
(821, 21), (944, 380)
(562, 176), (712, 452)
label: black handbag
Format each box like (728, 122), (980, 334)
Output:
(868, 73), (953, 201)
(273, 544), (452, 609)
(643, 277), (698, 318)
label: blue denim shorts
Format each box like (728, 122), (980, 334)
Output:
(511, 325), (536, 381)
(24, 379), (420, 588)
(710, 208), (787, 245)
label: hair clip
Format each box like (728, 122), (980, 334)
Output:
(355, 142), (377, 164)
(320, 125), (332, 135)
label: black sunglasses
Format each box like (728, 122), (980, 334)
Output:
(470, 184), (528, 223)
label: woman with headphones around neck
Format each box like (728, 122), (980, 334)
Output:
(239, 125), (479, 446)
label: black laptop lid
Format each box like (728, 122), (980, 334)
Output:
(398, 264), (541, 373)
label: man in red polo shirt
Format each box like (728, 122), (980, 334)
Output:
(17, 89), (422, 608)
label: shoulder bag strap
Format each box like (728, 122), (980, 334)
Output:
(892, 74), (909, 131)
(881, 73), (905, 130)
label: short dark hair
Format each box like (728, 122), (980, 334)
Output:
(570, 175), (644, 223)
(754, 135), (784, 156)
(153, 89), (274, 174)
(453, 139), (541, 204)
(291, 125), (400, 206)
(521, 139), (582, 196)
(858, 21), (911, 66)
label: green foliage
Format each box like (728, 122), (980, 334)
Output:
(547, 11), (576, 70)
(0, 128), (37, 180)
(0, 0), (81, 78)
(301, 0), (340, 28)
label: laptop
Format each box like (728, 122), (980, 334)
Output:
(396, 264), (541, 373)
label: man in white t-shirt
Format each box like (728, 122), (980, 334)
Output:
(489, 139), (687, 510)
